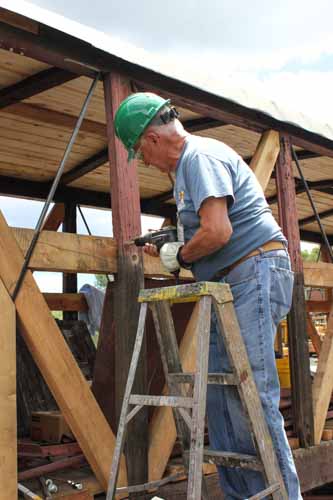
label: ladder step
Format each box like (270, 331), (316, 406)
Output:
(129, 394), (193, 408)
(138, 281), (233, 304)
(116, 472), (184, 494)
(248, 483), (280, 499)
(169, 372), (237, 385)
(203, 449), (263, 471)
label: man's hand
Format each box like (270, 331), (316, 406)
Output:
(160, 242), (184, 273)
(143, 243), (159, 257)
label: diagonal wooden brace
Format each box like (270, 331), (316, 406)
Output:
(0, 210), (127, 491)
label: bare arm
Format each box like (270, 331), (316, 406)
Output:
(180, 197), (232, 263)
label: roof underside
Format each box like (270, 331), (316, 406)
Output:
(0, 6), (333, 243)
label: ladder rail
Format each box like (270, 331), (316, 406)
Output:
(213, 299), (288, 500)
(106, 302), (148, 500)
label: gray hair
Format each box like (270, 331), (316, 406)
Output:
(148, 105), (179, 128)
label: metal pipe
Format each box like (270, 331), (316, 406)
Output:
(291, 146), (333, 262)
(12, 73), (100, 300)
(18, 455), (86, 481)
(18, 483), (43, 499)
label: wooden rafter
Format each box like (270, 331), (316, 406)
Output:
(267, 178), (333, 205)
(299, 207), (333, 227)
(60, 148), (108, 185)
(0, 20), (333, 157)
(0, 7), (39, 34)
(182, 116), (226, 131)
(0, 175), (177, 217)
(2, 102), (107, 137)
(0, 67), (77, 109)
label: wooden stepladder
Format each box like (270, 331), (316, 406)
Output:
(106, 282), (288, 500)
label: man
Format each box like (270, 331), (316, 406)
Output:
(114, 92), (302, 499)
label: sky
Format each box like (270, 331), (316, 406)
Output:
(1, 0), (325, 291)
(25, 0), (333, 123)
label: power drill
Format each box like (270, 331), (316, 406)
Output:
(133, 226), (178, 250)
(132, 226), (180, 282)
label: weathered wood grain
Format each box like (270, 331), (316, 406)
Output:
(0, 279), (17, 500)
(250, 130), (280, 190)
(0, 210), (127, 491)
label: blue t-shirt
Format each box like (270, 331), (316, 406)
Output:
(174, 135), (286, 281)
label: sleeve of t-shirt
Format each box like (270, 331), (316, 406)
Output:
(184, 153), (235, 213)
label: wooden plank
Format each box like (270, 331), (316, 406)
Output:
(294, 441), (333, 492)
(275, 133), (314, 447)
(0, 210), (127, 491)
(11, 226), (192, 277)
(303, 261), (333, 287)
(0, 278), (17, 500)
(3, 102), (107, 137)
(0, 7), (39, 34)
(104, 72), (148, 487)
(312, 303), (333, 444)
(42, 203), (65, 231)
(306, 300), (331, 314)
(60, 148), (108, 185)
(44, 293), (88, 311)
(306, 314), (322, 356)
(12, 226), (117, 273)
(0, 67), (77, 110)
(250, 130), (280, 190)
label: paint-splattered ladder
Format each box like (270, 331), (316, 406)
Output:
(106, 282), (288, 500)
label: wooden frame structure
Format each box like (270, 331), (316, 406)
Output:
(1, 5), (333, 497)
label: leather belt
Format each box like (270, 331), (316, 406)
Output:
(212, 241), (286, 280)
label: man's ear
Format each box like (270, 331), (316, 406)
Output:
(145, 130), (159, 144)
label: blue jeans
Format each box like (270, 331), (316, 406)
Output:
(207, 249), (302, 499)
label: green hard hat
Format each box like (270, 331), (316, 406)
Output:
(114, 92), (171, 161)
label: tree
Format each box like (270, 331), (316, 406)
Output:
(301, 247), (320, 262)
(94, 274), (111, 290)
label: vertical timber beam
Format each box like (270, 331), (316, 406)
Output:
(0, 279), (17, 500)
(275, 133), (314, 446)
(104, 73), (147, 488)
(62, 202), (78, 321)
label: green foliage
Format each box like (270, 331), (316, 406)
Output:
(94, 274), (108, 290)
(301, 247), (320, 262)
(52, 310), (63, 320)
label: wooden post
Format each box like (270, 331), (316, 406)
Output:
(0, 279), (17, 500)
(103, 73), (148, 488)
(63, 202), (78, 321)
(91, 281), (117, 433)
(275, 133), (314, 446)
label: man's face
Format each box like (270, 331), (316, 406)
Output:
(135, 131), (170, 172)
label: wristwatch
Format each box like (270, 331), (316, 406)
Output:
(176, 245), (193, 270)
